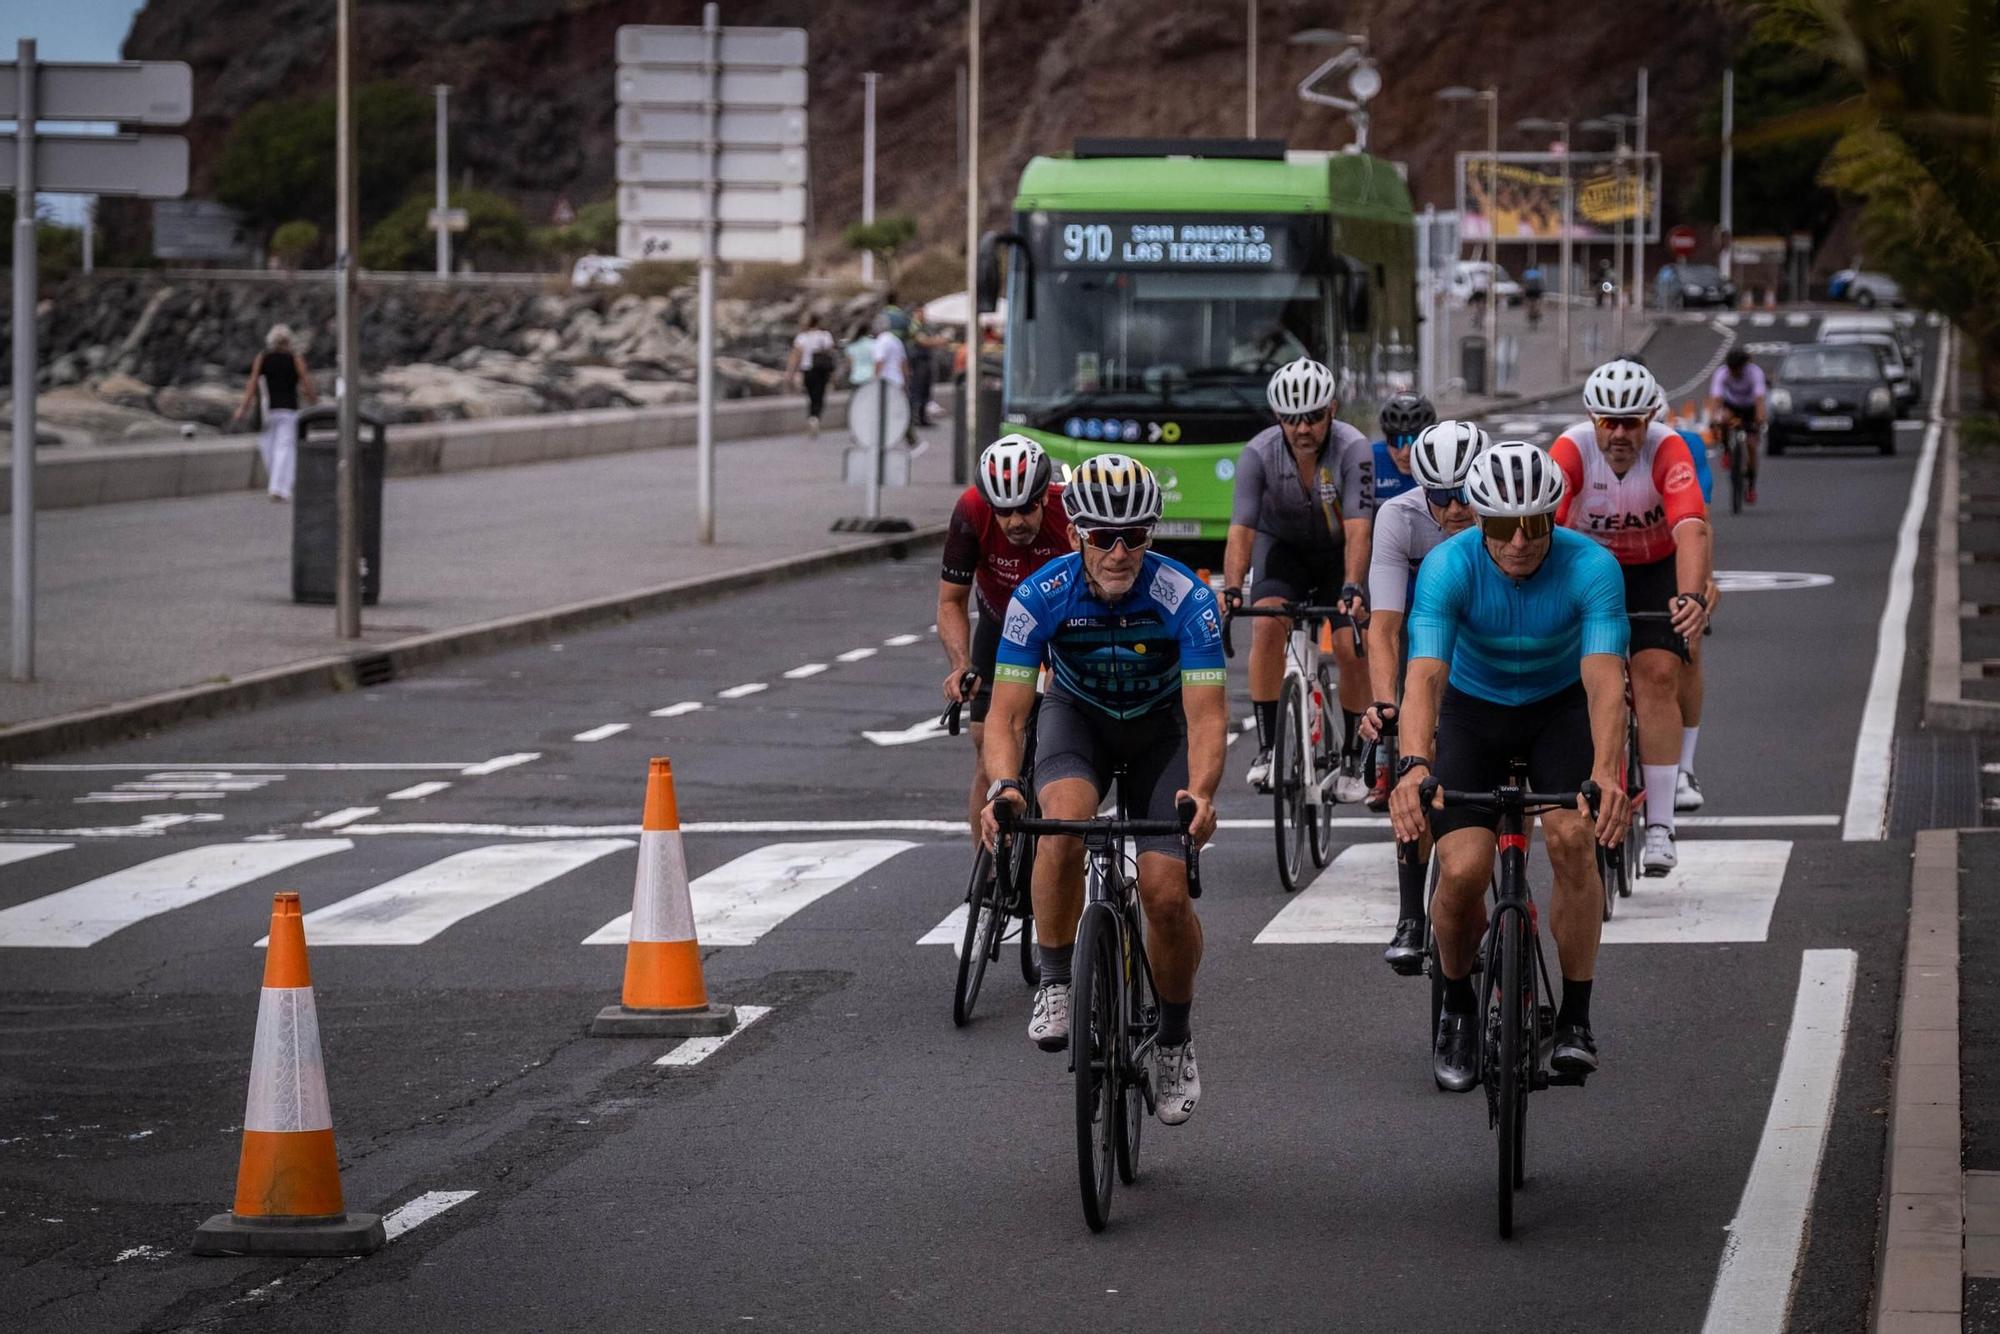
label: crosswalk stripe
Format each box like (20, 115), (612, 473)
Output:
(0, 841), (353, 948)
(918, 902), (1027, 957)
(1253, 841), (1792, 944)
(280, 840), (632, 946)
(0, 843), (71, 870)
(585, 839), (914, 947)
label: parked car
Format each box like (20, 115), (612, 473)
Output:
(570, 254), (633, 289)
(1820, 309), (1919, 363)
(1657, 263), (1738, 309)
(1819, 328), (1919, 417)
(1768, 342), (1898, 455)
(1447, 260), (1524, 307)
(1841, 271), (1904, 308)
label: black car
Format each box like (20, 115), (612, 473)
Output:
(1768, 343), (1897, 455)
(1660, 263), (1739, 309)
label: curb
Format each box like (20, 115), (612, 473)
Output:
(0, 526), (944, 764)
(1871, 827), (1962, 1331)
(1923, 328), (2000, 731)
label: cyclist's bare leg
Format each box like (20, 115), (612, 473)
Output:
(1430, 827), (1497, 980)
(1631, 647), (1682, 766)
(1029, 777), (1096, 948)
(967, 720), (988, 845)
(1678, 632), (1704, 729)
(1135, 852), (1203, 1004)
(1540, 808), (1603, 982)
(1248, 598), (1290, 704)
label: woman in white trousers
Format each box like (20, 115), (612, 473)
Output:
(229, 323), (317, 501)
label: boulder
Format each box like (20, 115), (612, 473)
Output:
(155, 382), (245, 428)
(92, 371), (157, 411)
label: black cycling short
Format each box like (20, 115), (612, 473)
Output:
(1250, 534), (1357, 628)
(968, 603), (1003, 724)
(1622, 556), (1691, 660)
(1429, 681), (1593, 838)
(1034, 688), (1188, 857)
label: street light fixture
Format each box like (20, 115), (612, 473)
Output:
(1291, 28), (1379, 150)
(1437, 85), (1499, 395)
(1517, 116), (1575, 380)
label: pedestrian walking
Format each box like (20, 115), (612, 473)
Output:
(229, 324), (317, 502)
(844, 324), (877, 388)
(784, 313), (838, 439)
(871, 312), (916, 446)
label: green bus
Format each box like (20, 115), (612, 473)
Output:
(979, 138), (1417, 542)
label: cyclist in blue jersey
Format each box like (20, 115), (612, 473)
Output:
(1648, 378), (1719, 812)
(981, 454), (1226, 1126)
(1371, 392), (1439, 506)
(1389, 443), (1633, 1091)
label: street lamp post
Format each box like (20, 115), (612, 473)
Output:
(433, 85), (450, 279)
(1518, 117), (1573, 381)
(1245, 0), (1257, 137)
(334, 0), (360, 637)
(860, 72), (877, 286)
(1437, 86), (1499, 395)
(1580, 113), (1632, 353)
(1289, 29), (1378, 151)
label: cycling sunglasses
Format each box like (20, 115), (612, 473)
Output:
(1077, 523), (1155, 552)
(1278, 409), (1330, 427)
(1424, 485), (1470, 508)
(1593, 413), (1649, 431)
(1480, 513), (1554, 542)
(991, 499), (1041, 518)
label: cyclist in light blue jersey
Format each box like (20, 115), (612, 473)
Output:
(1647, 378), (1719, 814)
(1371, 392), (1439, 506)
(1389, 443), (1633, 1091)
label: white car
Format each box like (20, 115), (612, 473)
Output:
(1843, 271), (1904, 308)
(570, 254), (633, 289)
(1447, 260), (1524, 307)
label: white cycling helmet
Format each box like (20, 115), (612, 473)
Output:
(1063, 453), (1163, 526)
(976, 434), (1053, 509)
(1465, 441), (1566, 518)
(1581, 358), (1660, 416)
(1408, 420), (1488, 489)
(1266, 357), (1337, 417)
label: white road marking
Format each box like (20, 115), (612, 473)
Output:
(0, 843), (70, 869)
(114, 1245), (171, 1262)
(572, 723), (630, 742)
(1253, 841), (1792, 943)
(651, 701), (704, 717)
(1716, 312), (1741, 326)
(1844, 324), (1950, 840)
(781, 663), (829, 679)
(862, 716), (952, 747)
(1785, 313), (1813, 327)
(0, 841), (352, 948)
(586, 840), (914, 946)
(302, 807), (379, 829)
(0, 813), (223, 838)
(919, 903), (1029, 954)
(1700, 949), (1858, 1334)
(656, 1005), (773, 1066)
(381, 1190), (478, 1242)
(15, 763), (470, 772)
(279, 840), (631, 946)
(836, 648), (877, 662)
(717, 682), (768, 699)
(883, 633), (921, 647)
(459, 753), (540, 777)
(1749, 312), (1775, 326)
(385, 782), (451, 801)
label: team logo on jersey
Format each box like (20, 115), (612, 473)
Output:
(1036, 566), (1072, 596)
(1002, 604), (1038, 646)
(1664, 462), (1697, 493)
(1148, 563), (1193, 612)
(1198, 606), (1223, 644)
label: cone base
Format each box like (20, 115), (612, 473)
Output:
(192, 1210), (385, 1257)
(589, 1002), (737, 1038)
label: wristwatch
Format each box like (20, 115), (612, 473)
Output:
(1678, 590), (1709, 609)
(986, 778), (1025, 802)
(1394, 755), (1433, 780)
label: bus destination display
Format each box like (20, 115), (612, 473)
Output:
(1039, 215), (1294, 270)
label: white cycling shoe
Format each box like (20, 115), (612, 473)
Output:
(1333, 767), (1369, 804)
(1028, 983), (1070, 1051)
(1245, 748), (1274, 792)
(1154, 1039), (1201, 1125)
(1642, 824), (1678, 875)
(1674, 770), (1704, 812)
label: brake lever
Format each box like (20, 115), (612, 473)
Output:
(1176, 794), (1203, 900)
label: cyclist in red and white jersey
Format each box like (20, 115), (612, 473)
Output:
(1550, 359), (1712, 873)
(938, 436), (1073, 839)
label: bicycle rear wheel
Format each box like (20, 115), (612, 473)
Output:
(1596, 841), (1617, 922)
(1497, 906), (1529, 1239)
(952, 847), (1000, 1027)
(1115, 912), (1150, 1185)
(1073, 908), (1118, 1232)
(1273, 678), (1310, 892)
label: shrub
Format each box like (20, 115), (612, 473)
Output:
(270, 220), (322, 268)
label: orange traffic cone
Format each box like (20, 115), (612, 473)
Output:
(1318, 620), (1336, 654)
(591, 758), (736, 1037)
(193, 893), (383, 1256)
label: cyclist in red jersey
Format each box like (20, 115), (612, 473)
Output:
(1551, 359), (1712, 874)
(938, 436), (1073, 839)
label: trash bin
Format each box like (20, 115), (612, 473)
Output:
(292, 406), (386, 606)
(1460, 335), (1489, 396)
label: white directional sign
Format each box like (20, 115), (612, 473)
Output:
(0, 132), (188, 196)
(426, 207), (470, 233)
(618, 106), (807, 147)
(618, 65), (808, 109)
(620, 184), (806, 225)
(0, 60), (191, 124)
(619, 222), (808, 264)
(617, 144), (808, 186)
(616, 26), (808, 68)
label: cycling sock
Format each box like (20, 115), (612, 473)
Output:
(1679, 726), (1700, 774)
(1442, 973), (1476, 1016)
(1253, 700), (1277, 749)
(1395, 843), (1427, 921)
(1159, 1001), (1193, 1047)
(1037, 942), (1074, 987)
(1558, 977), (1593, 1028)
(1643, 765), (1678, 830)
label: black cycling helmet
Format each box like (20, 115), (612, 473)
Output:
(1725, 346), (1751, 371)
(1378, 392), (1437, 443)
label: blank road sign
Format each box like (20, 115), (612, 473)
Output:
(620, 184), (807, 224)
(618, 65), (808, 108)
(0, 132), (188, 196)
(619, 222), (806, 265)
(617, 144), (808, 186)
(153, 200), (253, 260)
(616, 26), (808, 68)
(618, 106), (808, 147)
(0, 60), (192, 124)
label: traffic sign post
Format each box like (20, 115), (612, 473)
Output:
(834, 378), (915, 535)
(5, 44), (192, 680)
(616, 12), (808, 545)
(1669, 224), (1697, 260)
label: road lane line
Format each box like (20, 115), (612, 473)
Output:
(651, 701), (704, 717)
(717, 682), (768, 699)
(1700, 949), (1858, 1333)
(385, 782), (451, 801)
(883, 633), (921, 647)
(459, 753), (540, 777)
(1845, 326), (1950, 840)
(0, 843), (70, 869)
(782, 663), (828, 679)
(0, 841), (353, 948)
(15, 763), (470, 772)
(382, 1190), (478, 1241)
(280, 840), (631, 946)
(347, 820), (963, 837)
(836, 648), (877, 662)
(586, 840), (914, 946)
(572, 723), (630, 742)
(0, 813), (223, 838)
(656, 1005), (772, 1066)
(303, 807), (380, 829)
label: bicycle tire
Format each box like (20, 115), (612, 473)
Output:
(1597, 842), (1617, 922)
(952, 846), (999, 1028)
(1425, 855), (1443, 1065)
(1073, 907), (1118, 1232)
(1623, 711), (1644, 894)
(1728, 429), (1744, 516)
(1309, 670), (1337, 868)
(1115, 906), (1149, 1185)
(1019, 910), (1039, 986)
(1274, 677), (1310, 892)
(1497, 907), (1527, 1240)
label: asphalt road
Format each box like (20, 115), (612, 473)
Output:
(0, 311), (1943, 1332)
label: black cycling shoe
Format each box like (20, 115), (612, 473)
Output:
(1433, 1010), (1479, 1092)
(1552, 1020), (1599, 1075)
(1383, 918), (1425, 976)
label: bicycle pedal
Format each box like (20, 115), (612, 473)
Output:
(1547, 1068), (1591, 1088)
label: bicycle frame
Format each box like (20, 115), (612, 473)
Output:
(1226, 604), (1348, 810)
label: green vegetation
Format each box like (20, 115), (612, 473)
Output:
(621, 260), (696, 296)
(214, 83), (435, 238)
(532, 199), (618, 262)
(842, 216), (918, 281)
(270, 220), (322, 269)
(360, 189), (529, 271)
(1688, 34), (1857, 240)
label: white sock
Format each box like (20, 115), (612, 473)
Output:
(1643, 766), (1678, 830)
(1679, 726), (1700, 774)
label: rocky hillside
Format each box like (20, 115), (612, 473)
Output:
(123, 0), (1747, 262)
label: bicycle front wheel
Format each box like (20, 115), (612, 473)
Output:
(1115, 914), (1150, 1185)
(1273, 677), (1310, 892)
(1497, 908), (1529, 1240)
(1728, 433), (1745, 515)
(952, 846), (1000, 1028)
(1073, 908), (1119, 1232)
(1309, 670), (1337, 868)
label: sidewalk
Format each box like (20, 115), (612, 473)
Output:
(0, 418), (960, 751)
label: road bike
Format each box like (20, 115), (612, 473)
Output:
(995, 785), (1203, 1233)
(1225, 603), (1359, 892)
(943, 672), (1038, 1027)
(1425, 770), (1601, 1240)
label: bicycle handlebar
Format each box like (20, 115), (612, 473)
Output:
(995, 793), (1204, 899)
(1419, 777), (1602, 817)
(1222, 603), (1357, 660)
(941, 670), (980, 736)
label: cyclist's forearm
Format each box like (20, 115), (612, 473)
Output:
(983, 683), (1034, 778)
(1674, 521), (1712, 593)
(1398, 659), (1446, 761)
(1342, 518), (1372, 587)
(1222, 525), (1255, 590)
(936, 586), (973, 671)
(1367, 613), (1405, 702)
(1182, 685), (1227, 800)
(1581, 654), (1626, 779)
